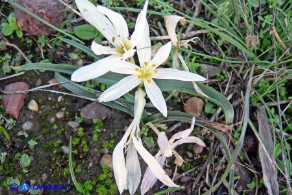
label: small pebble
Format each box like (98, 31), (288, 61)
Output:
(186, 151), (193, 158)
(41, 173), (48, 182)
(22, 121), (33, 130)
(50, 117), (56, 123)
(57, 96), (64, 102)
(61, 146), (69, 154)
(68, 121), (79, 129)
(28, 99), (39, 112)
(99, 154), (112, 169)
(193, 144), (204, 154)
(49, 79), (58, 85)
(56, 111), (65, 119)
(30, 180), (36, 185)
(36, 78), (42, 86)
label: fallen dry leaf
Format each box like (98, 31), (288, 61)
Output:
(2, 82), (30, 119)
(199, 120), (233, 132)
(257, 107), (279, 195)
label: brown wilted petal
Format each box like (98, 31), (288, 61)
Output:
(2, 82), (30, 118)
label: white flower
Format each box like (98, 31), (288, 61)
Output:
(98, 20), (206, 116)
(113, 89), (178, 194)
(71, 0), (148, 82)
(141, 118), (206, 195)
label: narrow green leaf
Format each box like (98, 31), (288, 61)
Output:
(69, 137), (85, 193)
(59, 38), (99, 59)
(54, 73), (134, 115)
(55, 72), (98, 99)
(20, 63), (77, 74)
(154, 187), (185, 195)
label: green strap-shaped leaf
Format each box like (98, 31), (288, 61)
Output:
(54, 73), (134, 116)
(20, 63), (77, 74)
(59, 38), (99, 59)
(54, 72), (98, 99)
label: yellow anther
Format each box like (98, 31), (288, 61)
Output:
(153, 70), (158, 74)
(135, 68), (140, 72)
(147, 79), (152, 83)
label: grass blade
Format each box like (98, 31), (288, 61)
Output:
(69, 136), (85, 193)
(59, 38), (99, 59)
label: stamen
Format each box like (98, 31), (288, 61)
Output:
(147, 79), (152, 83)
(153, 70), (158, 74)
(135, 68), (140, 72)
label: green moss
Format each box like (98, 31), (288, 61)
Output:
(98, 173), (107, 181)
(63, 167), (69, 177)
(52, 140), (62, 148)
(75, 166), (82, 173)
(93, 119), (104, 130)
(56, 128), (64, 135)
(72, 137), (80, 146)
(93, 132), (99, 142)
(77, 127), (85, 137)
(96, 184), (108, 195)
(83, 180), (93, 192)
(102, 140), (115, 150)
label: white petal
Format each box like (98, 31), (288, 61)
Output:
(122, 49), (136, 61)
(96, 5), (129, 40)
(110, 61), (139, 75)
(157, 132), (172, 157)
(141, 154), (166, 195)
(144, 80), (167, 117)
(71, 55), (120, 82)
(75, 0), (118, 46)
(132, 135), (179, 188)
(169, 117), (196, 143)
(99, 75), (140, 102)
(134, 89), (146, 119)
(91, 41), (118, 55)
(112, 122), (134, 194)
(172, 136), (206, 148)
(130, 0), (149, 47)
(126, 141), (141, 195)
(153, 68), (206, 81)
(137, 20), (151, 65)
(164, 15), (186, 45)
(149, 42), (171, 67)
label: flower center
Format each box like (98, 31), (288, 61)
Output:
(115, 39), (132, 56)
(135, 62), (158, 83)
